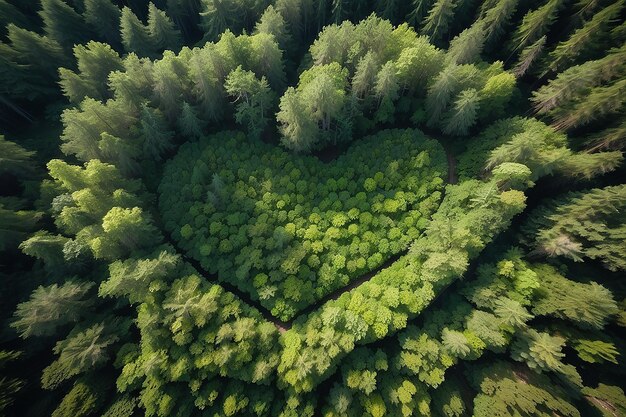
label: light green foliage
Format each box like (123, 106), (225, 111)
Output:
(99, 250), (180, 304)
(468, 361), (580, 417)
(225, 66), (275, 139)
(446, 24), (485, 65)
(456, 116), (621, 181)
(583, 384), (626, 417)
(511, 329), (566, 372)
(59, 41), (123, 103)
(525, 185), (626, 270)
(278, 171), (529, 392)
(278, 63), (350, 151)
(426, 63), (516, 135)
(530, 264), (618, 327)
(11, 281), (94, 338)
(160, 129), (446, 319)
(573, 339), (619, 364)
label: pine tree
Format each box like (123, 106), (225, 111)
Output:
(551, 78), (626, 131)
(528, 185), (626, 271)
(255, 5), (293, 51)
(59, 41), (123, 103)
(2, 24), (69, 99)
(511, 329), (566, 372)
(532, 44), (625, 115)
(178, 102), (205, 139)
(479, 0), (518, 45)
(352, 52), (379, 99)
(0, 135), (35, 177)
(199, 0), (237, 41)
(224, 66), (275, 140)
(587, 119), (626, 151)
(138, 105), (175, 161)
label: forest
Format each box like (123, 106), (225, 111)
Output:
(0, 0), (625, 416)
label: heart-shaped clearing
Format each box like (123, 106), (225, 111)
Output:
(159, 129), (446, 320)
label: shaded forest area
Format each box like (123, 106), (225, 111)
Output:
(1, 0), (625, 416)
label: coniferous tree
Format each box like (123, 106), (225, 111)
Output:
(11, 282), (95, 338)
(147, 2), (182, 53)
(225, 66), (275, 140)
(510, 0), (564, 53)
(446, 23), (485, 65)
(59, 41), (123, 103)
(120, 6), (157, 58)
(83, 0), (121, 47)
(178, 102), (205, 139)
(443, 88), (480, 135)
(479, 0), (518, 45)
(532, 44), (625, 116)
(421, 0), (457, 43)
(546, 0), (625, 73)
(512, 35), (546, 77)
(40, 0), (91, 50)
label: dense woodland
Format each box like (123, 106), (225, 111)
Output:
(0, 0), (625, 416)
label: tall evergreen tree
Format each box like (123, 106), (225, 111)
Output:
(147, 2), (182, 53)
(83, 0), (121, 47)
(546, 0), (625, 73)
(39, 0), (91, 50)
(120, 6), (157, 58)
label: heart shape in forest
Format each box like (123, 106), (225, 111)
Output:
(158, 129), (446, 320)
